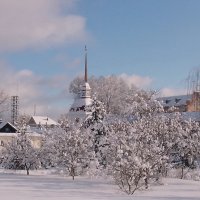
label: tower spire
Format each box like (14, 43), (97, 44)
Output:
(85, 45), (88, 82)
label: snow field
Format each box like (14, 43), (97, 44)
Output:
(0, 173), (200, 200)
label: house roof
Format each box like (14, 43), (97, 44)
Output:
(29, 116), (58, 126)
(0, 121), (17, 131)
(157, 95), (192, 107)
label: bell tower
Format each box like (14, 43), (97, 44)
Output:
(68, 46), (93, 120)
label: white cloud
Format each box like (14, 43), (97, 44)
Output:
(0, 0), (88, 51)
(0, 62), (71, 119)
(159, 87), (186, 97)
(119, 73), (153, 88)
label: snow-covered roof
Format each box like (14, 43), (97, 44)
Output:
(29, 116), (58, 126)
(157, 95), (192, 107)
(0, 122), (17, 131)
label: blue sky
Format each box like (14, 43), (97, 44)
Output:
(0, 0), (200, 118)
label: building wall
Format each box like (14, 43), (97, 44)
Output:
(0, 133), (42, 151)
(160, 91), (200, 113)
(0, 134), (15, 151)
(187, 92), (200, 112)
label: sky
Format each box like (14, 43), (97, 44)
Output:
(0, 0), (200, 119)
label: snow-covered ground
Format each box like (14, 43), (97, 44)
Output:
(0, 172), (200, 200)
(0, 171), (200, 200)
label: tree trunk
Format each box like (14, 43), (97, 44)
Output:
(145, 177), (148, 189)
(25, 164), (30, 175)
(181, 166), (184, 179)
(71, 167), (75, 180)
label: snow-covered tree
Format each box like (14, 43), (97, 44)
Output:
(69, 75), (134, 114)
(166, 114), (200, 178)
(15, 114), (31, 131)
(1, 132), (39, 175)
(107, 114), (170, 194)
(104, 91), (172, 194)
(58, 114), (70, 132)
(42, 122), (94, 180)
(1, 116), (39, 175)
(121, 88), (161, 118)
(84, 97), (110, 166)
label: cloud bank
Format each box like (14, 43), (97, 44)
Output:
(159, 87), (186, 97)
(119, 73), (153, 88)
(0, 0), (87, 51)
(0, 62), (71, 119)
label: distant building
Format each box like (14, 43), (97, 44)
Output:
(28, 115), (59, 133)
(157, 91), (200, 112)
(157, 91), (200, 122)
(68, 47), (93, 120)
(0, 120), (42, 150)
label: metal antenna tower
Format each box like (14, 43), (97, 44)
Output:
(11, 96), (19, 125)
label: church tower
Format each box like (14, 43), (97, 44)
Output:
(68, 46), (93, 120)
